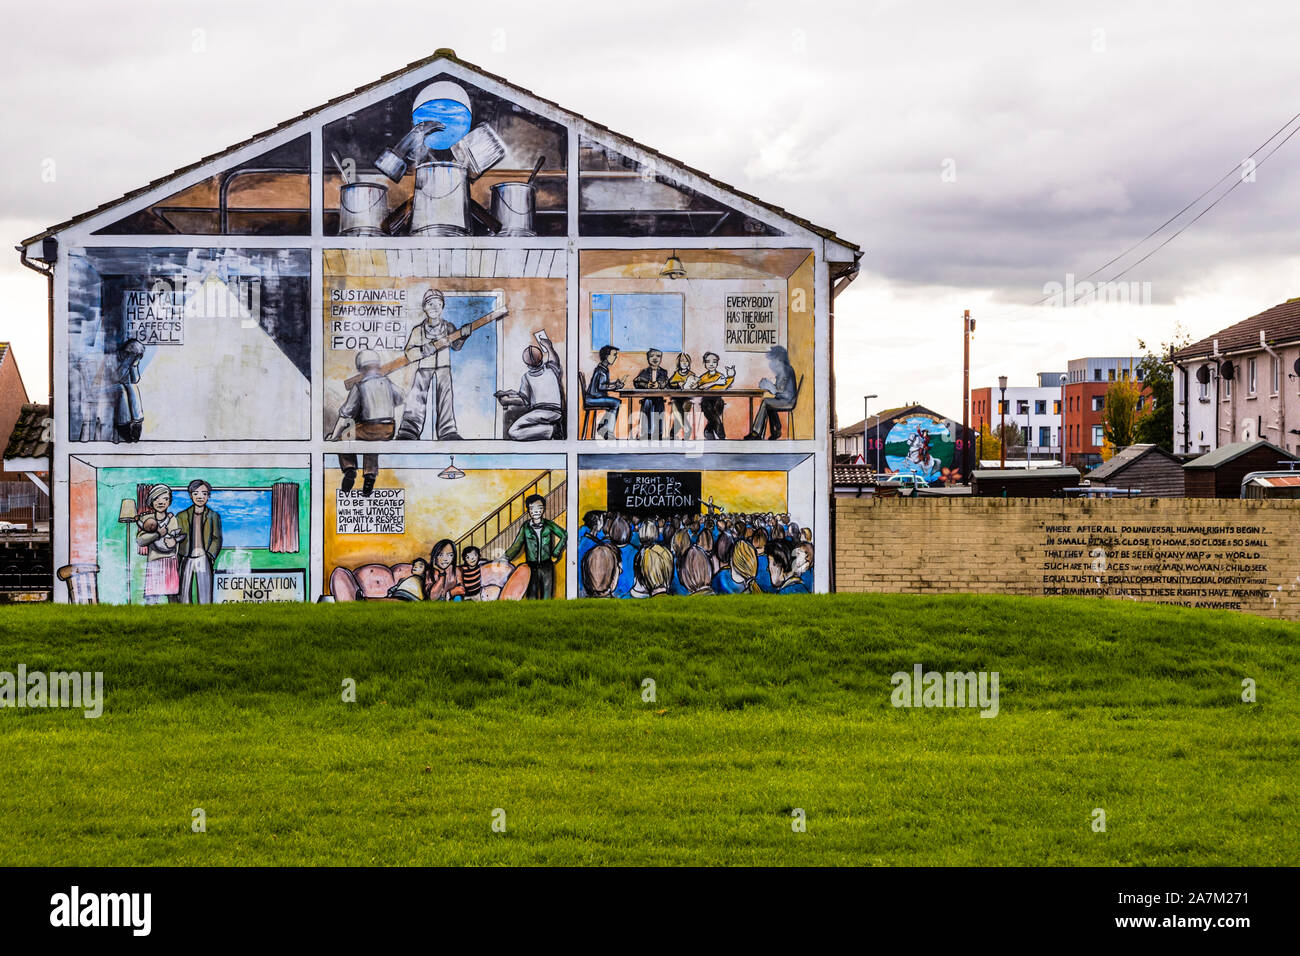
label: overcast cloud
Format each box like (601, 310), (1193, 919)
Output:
(3, 0), (1299, 426)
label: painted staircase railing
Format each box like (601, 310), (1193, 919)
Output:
(455, 471), (566, 561)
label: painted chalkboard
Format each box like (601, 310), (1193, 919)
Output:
(607, 471), (702, 518)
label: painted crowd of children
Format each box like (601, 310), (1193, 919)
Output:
(576, 510), (814, 598)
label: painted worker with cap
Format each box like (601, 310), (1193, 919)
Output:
(496, 330), (564, 440)
(397, 288), (465, 441)
(330, 349), (405, 497)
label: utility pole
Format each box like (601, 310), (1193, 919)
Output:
(998, 375), (1008, 470)
(863, 393), (878, 471)
(963, 310), (973, 481)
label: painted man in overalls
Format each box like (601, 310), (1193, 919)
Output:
(398, 288), (464, 440)
(503, 493), (567, 600)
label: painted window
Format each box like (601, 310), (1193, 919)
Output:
(1035, 400), (1047, 415)
(590, 293), (685, 353)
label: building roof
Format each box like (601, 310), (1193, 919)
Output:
(1183, 439), (1298, 470)
(971, 467), (1080, 480)
(835, 406), (915, 437)
(1245, 473), (1300, 488)
(835, 404), (972, 438)
(21, 48), (860, 258)
(1173, 298), (1300, 360)
(1085, 443), (1180, 481)
(3, 404), (50, 461)
(832, 464), (880, 486)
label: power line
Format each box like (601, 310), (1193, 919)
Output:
(1102, 120), (1300, 285)
(980, 107), (1300, 321)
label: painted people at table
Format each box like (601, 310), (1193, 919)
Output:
(633, 348), (670, 439)
(745, 345), (798, 440)
(667, 352), (696, 440)
(698, 352), (736, 440)
(585, 345), (625, 440)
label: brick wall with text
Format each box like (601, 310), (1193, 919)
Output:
(835, 497), (1300, 619)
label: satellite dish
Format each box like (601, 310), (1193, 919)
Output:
(1195, 365), (1211, 384)
(1220, 360), (1236, 381)
(1293, 357), (1300, 377)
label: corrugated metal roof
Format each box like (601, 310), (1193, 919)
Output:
(1173, 297), (1300, 359)
(1250, 474), (1300, 487)
(1183, 439), (1297, 469)
(21, 49), (860, 254)
(3, 404), (50, 461)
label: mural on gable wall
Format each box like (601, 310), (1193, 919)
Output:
(323, 75), (567, 239)
(578, 138), (783, 237)
(94, 136), (312, 236)
(325, 454), (566, 601)
(578, 249), (815, 442)
(883, 414), (958, 482)
(67, 248), (310, 443)
(576, 454), (815, 597)
(63, 455), (310, 606)
(51, 58), (838, 603)
(322, 249), (566, 443)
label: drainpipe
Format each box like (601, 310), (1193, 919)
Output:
(1260, 330), (1285, 446)
(1212, 338), (1222, 448)
(17, 238), (55, 592)
(1171, 344), (1190, 454)
(828, 254), (862, 595)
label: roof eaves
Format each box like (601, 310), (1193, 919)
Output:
(22, 49), (859, 252)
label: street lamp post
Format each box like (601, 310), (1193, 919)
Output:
(1026, 408), (1032, 470)
(998, 375), (1008, 470)
(863, 393), (878, 471)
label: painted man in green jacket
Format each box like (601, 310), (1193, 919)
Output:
(503, 493), (566, 600)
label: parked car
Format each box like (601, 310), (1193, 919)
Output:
(0, 521), (26, 533)
(876, 473), (931, 495)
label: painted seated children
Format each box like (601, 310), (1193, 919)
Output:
(387, 557), (429, 601)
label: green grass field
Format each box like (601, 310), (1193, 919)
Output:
(0, 594), (1296, 866)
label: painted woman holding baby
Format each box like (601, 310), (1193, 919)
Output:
(134, 483), (183, 604)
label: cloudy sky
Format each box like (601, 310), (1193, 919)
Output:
(4, 0), (1299, 427)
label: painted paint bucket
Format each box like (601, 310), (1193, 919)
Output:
(338, 180), (388, 237)
(411, 161), (470, 236)
(489, 181), (537, 237)
(450, 124), (507, 180)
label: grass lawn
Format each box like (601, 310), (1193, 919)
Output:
(0, 594), (1296, 866)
